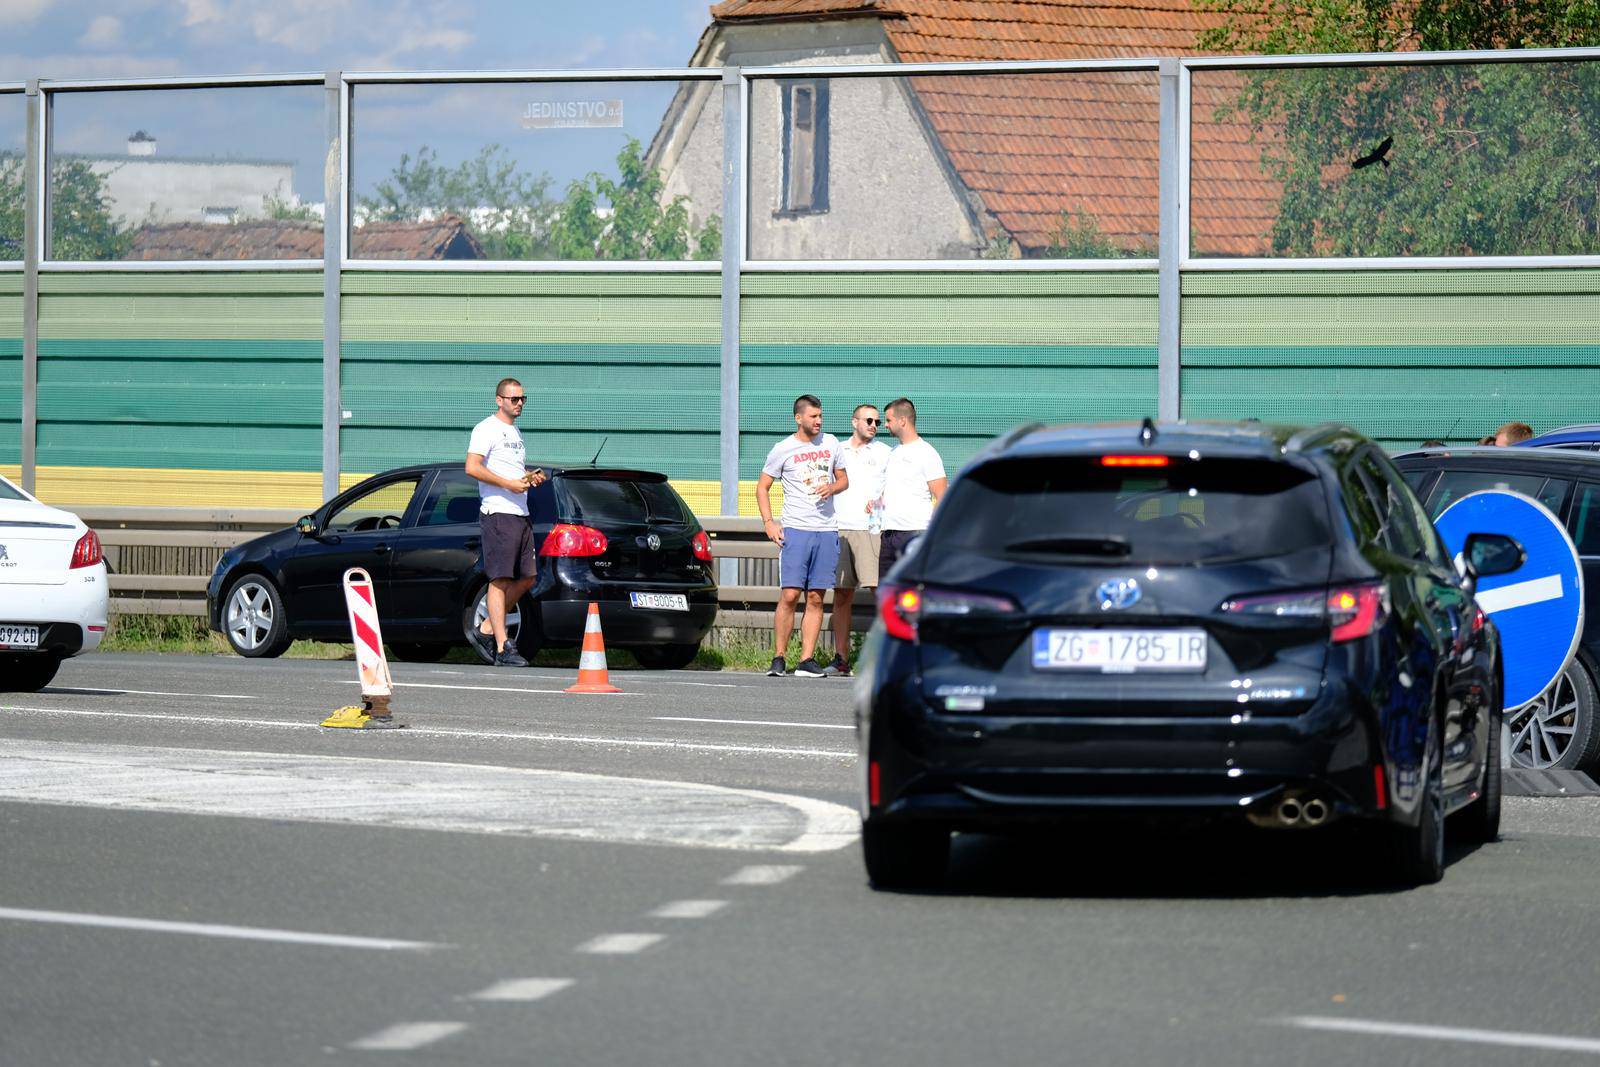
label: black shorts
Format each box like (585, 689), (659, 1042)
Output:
(481, 512), (537, 580)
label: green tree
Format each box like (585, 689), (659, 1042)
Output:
(49, 159), (130, 261)
(263, 193), (320, 223)
(1193, 0), (1600, 256)
(358, 143), (556, 259)
(545, 138), (721, 261)
(0, 153), (22, 259)
(1039, 207), (1155, 259)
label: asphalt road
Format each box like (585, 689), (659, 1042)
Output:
(4, 652), (1600, 1066)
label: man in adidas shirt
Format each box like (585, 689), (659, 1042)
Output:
(878, 396), (947, 574)
(757, 394), (850, 678)
(466, 377), (546, 667)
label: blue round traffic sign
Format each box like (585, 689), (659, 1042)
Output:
(1434, 490), (1584, 711)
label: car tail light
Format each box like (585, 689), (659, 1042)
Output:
(541, 524), (608, 557)
(1219, 581), (1387, 642)
(878, 583), (1016, 642)
(1471, 607), (1485, 634)
(1101, 454), (1170, 468)
(1372, 764), (1388, 810)
(691, 530), (714, 562)
(1327, 582), (1387, 642)
(869, 761), (881, 807)
(70, 529), (103, 569)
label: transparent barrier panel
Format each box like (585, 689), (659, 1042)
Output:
(1191, 60), (1600, 258)
(350, 79), (722, 262)
(1, 91), (24, 261)
(48, 84), (324, 262)
(748, 70), (1159, 261)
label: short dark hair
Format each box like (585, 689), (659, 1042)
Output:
(497, 377), (522, 396)
(794, 394), (822, 415)
(853, 403), (878, 418)
(885, 397), (916, 424)
(1419, 439), (1446, 448)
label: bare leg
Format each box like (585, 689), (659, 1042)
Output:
(774, 587), (802, 658)
(484, 575), (539, 652)
(831, 587), (856, 662)
(800, 589), (826, 663)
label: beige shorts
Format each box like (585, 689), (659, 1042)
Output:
(835, 528), (881, 589)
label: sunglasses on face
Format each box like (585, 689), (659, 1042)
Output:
(499, 395), (526, 403)
(861, 416), (879, 425)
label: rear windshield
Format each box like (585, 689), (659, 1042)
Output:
(558, 477), (692, 525)
(928, 456), (1332, 565)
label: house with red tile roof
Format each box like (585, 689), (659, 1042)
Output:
(126, 216), (485, 261)
(648, 0), (1276, 258)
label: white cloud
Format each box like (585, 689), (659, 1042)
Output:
(79, 15), (125, 49)
(0, 0), (56, 28)
(0, 49), (181, 81)
(179, 0), (223, 26)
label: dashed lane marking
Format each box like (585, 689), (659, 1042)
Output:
(343, 679), (642, 697)
(44, 686), (251, 701)
(1283, 1016), (1600, 1055)
(0, 739), (860, 852)
(577, 933), (665, 955)
(0, 706), (854, 760)
(0, 906), (444, 951)
(348, 1022), (470, 1051)
(721, 865), (803, 886)
(655, 716), (853, 731)
(464, 978), (574, 1002)
(650, 900), (728, 919)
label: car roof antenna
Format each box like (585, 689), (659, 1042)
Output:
(1140, 417), (1157, 445)
(589, 436), (609, 467)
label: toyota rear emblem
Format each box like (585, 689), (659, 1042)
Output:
(646, 533), (661, 551)
(1097, 577), (1142, 610)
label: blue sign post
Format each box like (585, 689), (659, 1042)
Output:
(1434, 490), (1585, 711)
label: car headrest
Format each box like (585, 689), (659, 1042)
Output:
(445, 495), (481, 524)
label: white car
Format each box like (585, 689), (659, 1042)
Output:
(0, 475), (108, 691)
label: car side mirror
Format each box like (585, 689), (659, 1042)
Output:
(296, 515), (320, 537)
(1461, 532), (1524, 580)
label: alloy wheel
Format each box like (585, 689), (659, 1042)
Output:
(227, 580), (276, 652)
(471, 590), (521, 644)
(1508, 668), (1579, 769)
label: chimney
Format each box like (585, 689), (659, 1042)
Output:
(128, 130), (156, 157)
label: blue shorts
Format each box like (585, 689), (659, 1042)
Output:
(779, 528), (840, 591)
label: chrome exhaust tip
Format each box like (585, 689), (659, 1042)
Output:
(1302, 798), (1330, 826)
(1277, 798), (1303, 825)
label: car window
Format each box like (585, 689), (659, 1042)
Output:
(326, 477), (421, 533)
(1340, 463), (1383, 546)
(1570, 483), (1600, 556)
(417, 471), (482, 527)
(1426, 469), (1548, 519)
(558, 477), (690, 525)
(1362, 452), (1447, 567)
(0, 478), (26, 501)
(927, 456), (1332, 565)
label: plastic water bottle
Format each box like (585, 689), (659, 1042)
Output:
(868, 501), (883, 536)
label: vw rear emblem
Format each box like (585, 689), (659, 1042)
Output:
(1097, 577), (1141, 611)
(646, 533), (661, 551)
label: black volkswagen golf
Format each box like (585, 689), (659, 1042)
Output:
(207, 462), (717, 668)
(856, 420), (1510, 889)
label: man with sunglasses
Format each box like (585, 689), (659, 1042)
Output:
(466, 377), (546, 667)
(825, 403), (890, 677)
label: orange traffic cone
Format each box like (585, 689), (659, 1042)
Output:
(566, 602), (622, 694)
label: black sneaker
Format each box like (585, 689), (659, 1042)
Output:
(471, 627), (496, 661)
(494, 647), (529, 668)
(823, 655), (851, 677)
(793, 658), (827, 678)
(766, 656), (787, 677)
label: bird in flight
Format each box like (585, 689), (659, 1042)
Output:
(1352, 136), (1394, 170)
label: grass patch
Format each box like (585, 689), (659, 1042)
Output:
(101, 613), (863, 674)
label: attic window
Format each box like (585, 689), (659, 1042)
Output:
(780, 79), (828, 215)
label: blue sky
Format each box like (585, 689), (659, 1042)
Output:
(1, 1), (712, 80)
(2, 2), (720, 203)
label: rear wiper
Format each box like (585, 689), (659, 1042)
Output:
(1004, 536), (1131, 557)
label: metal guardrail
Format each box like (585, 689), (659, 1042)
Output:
(84, 507), (875, 629)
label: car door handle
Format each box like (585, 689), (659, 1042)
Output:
(464, 538), (481, 549)
(373, 544), (391, 555)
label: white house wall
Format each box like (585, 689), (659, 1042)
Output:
(85, 158), (297, 226)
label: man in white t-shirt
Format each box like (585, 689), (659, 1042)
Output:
(757, 394), (849, 679)
(825, 403), (890, 677)
(465, 377), (546, 667)
(878, 396), (947, 575)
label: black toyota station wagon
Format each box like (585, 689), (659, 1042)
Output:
(207, 462), (718, 668)
(1392, 445), (1600, 772)
(856, 420), (1512, 890)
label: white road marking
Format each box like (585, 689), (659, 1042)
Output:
(0, 706), (854, 760)
(0, 906), (443, 951)
(465, 978), (574, 1002)
(650, 899), (728, 919)
(0, 739), (860, 852)
(349, 1022), (469, 1051)
(721, 865), (803, 886)
(577, 933), (665, 955)
(45, 685), (251, 701)
(1476, 573), (1564, 615)
(1284, 1015), (1600, 1055)
(655, 716), (853, 731)
(343, 679), (641, 697)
